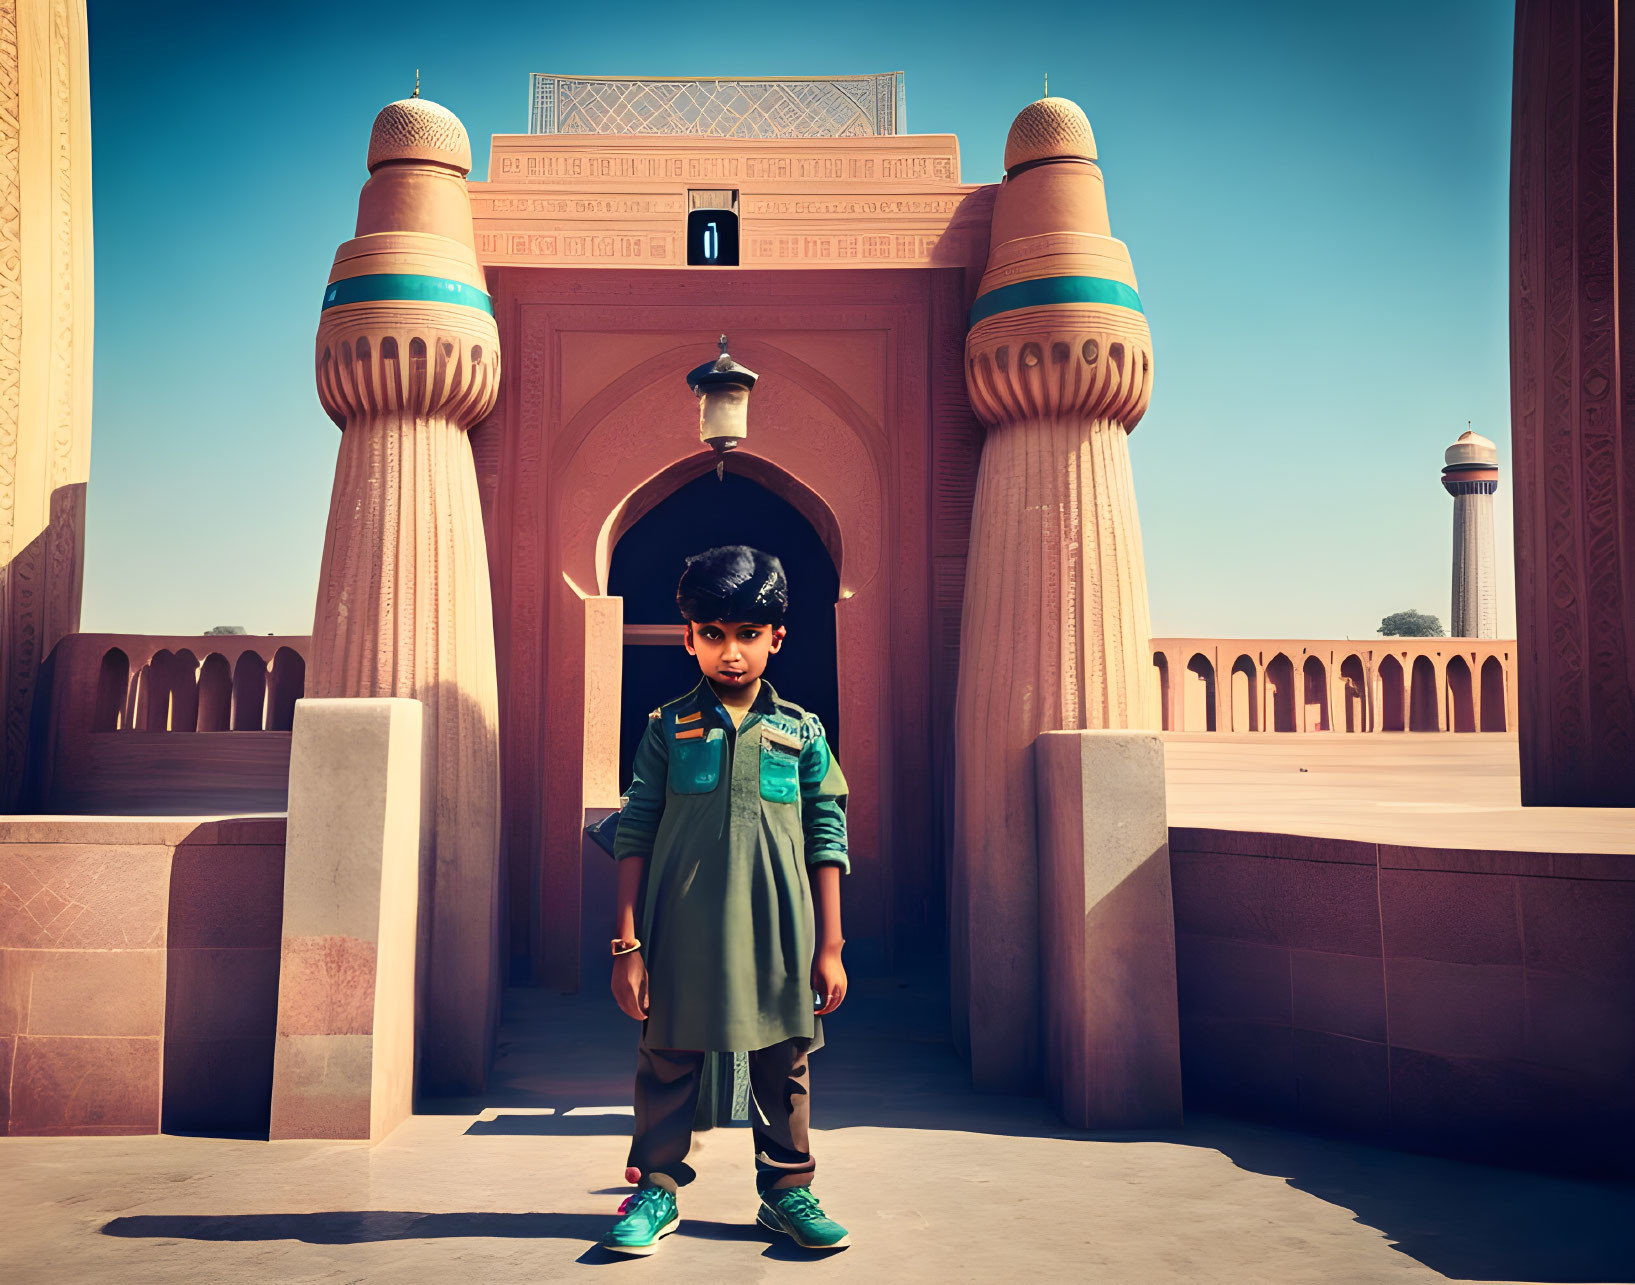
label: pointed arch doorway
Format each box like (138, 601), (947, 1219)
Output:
(608, 466), (841, 788)
(575, 456), (845, 987)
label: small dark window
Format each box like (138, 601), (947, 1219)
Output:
(687, 210), (739, 266)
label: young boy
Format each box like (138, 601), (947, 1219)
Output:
(603, 545), (851, 1255)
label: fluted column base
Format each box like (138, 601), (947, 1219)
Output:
(951, 415), (1158, 1092)
(310, 409), (502, 1096)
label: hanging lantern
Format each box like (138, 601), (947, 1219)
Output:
(687, 334), (759, 454)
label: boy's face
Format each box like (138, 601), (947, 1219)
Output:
(683, 619), (785, 689)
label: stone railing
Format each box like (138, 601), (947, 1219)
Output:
(1151, 638), (1517, 734)
(29, 634), (312, 813)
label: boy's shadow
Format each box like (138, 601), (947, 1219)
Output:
(105, 1211), (832, 1264)
(104, 1211), (608, 1245)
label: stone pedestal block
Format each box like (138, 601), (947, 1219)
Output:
(270, 698), (422, 1142)
(1034, 730), (1181, 1129)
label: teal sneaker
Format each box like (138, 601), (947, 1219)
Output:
(602, 1184), (679, 1256)
(757, 1185), (850, 1250)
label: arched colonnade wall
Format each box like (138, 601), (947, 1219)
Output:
(1151, 638), (1517, 734)
(28, 632), (310, 813)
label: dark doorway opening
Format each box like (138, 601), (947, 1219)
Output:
(1409, 656), (1439, 732)
(1230, 655), (1259, 732)
(1480, 656), (1507, 731)
(608, 468), (840, 792)
(1266, 653), (1296, 733)
(1340, 655), (1366, 732)
(1380, 655), (1406, 732)
(1186, 653), (1217, 731)
(1446, 656), (1475, 733)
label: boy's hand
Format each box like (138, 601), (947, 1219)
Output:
(611, 952), (649, 1021)
(812, 943), (847, 1016)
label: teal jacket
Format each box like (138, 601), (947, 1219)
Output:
(614, 675), (849, 1051)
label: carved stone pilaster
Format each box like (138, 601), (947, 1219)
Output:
(0, 0), (92, 809)
(1510, 0), (1635, 804)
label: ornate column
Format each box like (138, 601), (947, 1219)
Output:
(0, 0), (92, 807)
(1510, 0), (1635, 805)
(311, 97), (503, 1093)
(953, 98), (1157, 1091)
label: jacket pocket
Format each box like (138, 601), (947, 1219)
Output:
(669, 727), (725, 794)
(759, 739), (800, 803)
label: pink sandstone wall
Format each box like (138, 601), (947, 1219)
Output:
(5, 795), (1629, 1174)
(0, 816), (285, 1136)
(1170, 826), (1633, 1175)
(1151, 639), (1517, 735)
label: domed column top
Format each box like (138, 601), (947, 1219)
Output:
(1442, 429), (1500, 495)
(316, 96), (499, 431)
(353, 96), (481, 246)
(366, 96), (474, 173)
(966, 98), (1152, 432)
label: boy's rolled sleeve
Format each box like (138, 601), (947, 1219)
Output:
(613, 715), (668, 860)
(798, 717), (850, 873)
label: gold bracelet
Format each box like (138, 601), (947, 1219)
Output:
(611, 938), (641, 957)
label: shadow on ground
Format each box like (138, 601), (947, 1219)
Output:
(102, 1211), (611, 1245)
(1179, 1116), (1635, 1284)
(101, 967), (1635, 1283)
(99, 1212), (825, 1262)
(463, 1115), (631, 1137)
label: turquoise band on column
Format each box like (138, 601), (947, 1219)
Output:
(968, 275), (1143, 327)
(321, 273), (494, 316)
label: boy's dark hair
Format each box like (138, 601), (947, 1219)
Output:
(676, 545), (788, 626)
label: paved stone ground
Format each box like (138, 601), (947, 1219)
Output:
(1163, 734), (1635, 853)
(4, 972), (1632, 1284)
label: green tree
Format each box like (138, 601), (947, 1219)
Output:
(1378, 610), (1444, 638)
(204, 625), (248, 636)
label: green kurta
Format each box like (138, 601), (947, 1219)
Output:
(612, 675), (849, 1052)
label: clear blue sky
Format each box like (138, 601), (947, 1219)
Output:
(81, 0), (1516, 640)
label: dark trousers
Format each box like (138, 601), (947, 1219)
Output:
(629, 1035), (814, 1194)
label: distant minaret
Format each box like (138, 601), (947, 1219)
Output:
(1442, 429), (1500, 638)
